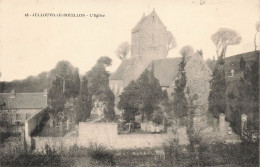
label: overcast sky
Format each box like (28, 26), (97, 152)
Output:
(0, 0), (259, 81)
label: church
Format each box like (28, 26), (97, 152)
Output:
(109, 9), (212, 131)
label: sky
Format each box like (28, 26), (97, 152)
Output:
(0, 0), (259, 81)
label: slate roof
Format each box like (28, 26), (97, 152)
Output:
(145, 56), (192, 87)
(207, 50), (259, 73)
(109, 59), (133, 80)
(145, 58), (182, 87)
(110, 56), (192, 87)
(0, 92), (47, 109)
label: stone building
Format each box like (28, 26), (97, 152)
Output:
(0, 89), (48, 125)
(110, 9), (169, 98)
(109, 10), (212, 131)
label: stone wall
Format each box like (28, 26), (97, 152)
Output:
(32, 122), (176, 151)
(79, 122), (118, 147)
(25, 108), (46, 145)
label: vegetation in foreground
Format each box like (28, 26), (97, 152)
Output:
(0, 136), (258, 167)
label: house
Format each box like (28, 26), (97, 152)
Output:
(109, 10), (212, 131)
(0, 89), (48, 125)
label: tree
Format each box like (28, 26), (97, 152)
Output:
(115, 42), (130, 61)
(86, 56), (115, 121)
(76, 76), (90, 123)
(254, 21), (260, 51)
(48, 76), (66, 124)
(118, 80), (141, 122)
(136, 68), (162, 121)
(63, 97), (77, 124)
(240, 56), (246, 72)
(167, 31), (177, 55)
(54, 61), (80, 98)
(179, 45), (194, 57)
(211, 28), (242, 58)
(151, 108), (165, 125)
(196, 49), (203, 57)
(208, 55), (226, 120)
(171, 54), (188, 126)
(232, 54), (259, 136)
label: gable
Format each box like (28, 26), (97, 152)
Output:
(132, 10), (166, 33)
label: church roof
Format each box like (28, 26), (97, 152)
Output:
(0, 92), (47, 109)
(109, 59), (133, 80)
(110, 56), (192, 87)
(145, 57), (191, 87)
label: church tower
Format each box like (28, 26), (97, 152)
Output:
(109, 9), (170, 106)
(131, 9), (168, 61)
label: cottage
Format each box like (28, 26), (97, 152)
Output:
(0, 89), (48, 125)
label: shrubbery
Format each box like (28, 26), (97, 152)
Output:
(163, 137), (259, 166)
(0, 136), (115, 166)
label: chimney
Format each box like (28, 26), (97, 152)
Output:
(10, 90), (16, 98)
(43, 89), (48, 96)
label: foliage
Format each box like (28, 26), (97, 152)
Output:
(86, 57), (115, 121)
(53, 60), (80, 98)
(0, 137), (61, 166)
(171, 55), (188, 120)
(211, 28), (242, 58)
(76, 76), (91, 123)
(87, 143), (115, 165)
(62, 97), (77, 124)
(164, 138), (259, 167)
(103, 89), (116, 121)
(0, 60), (80, 96)
(239, 56), (246, 71)
(0, 111), (13, 131)
(115, 42), (130, 61)
(196, 49), (203, 57)
(0, 137), (115, 166)
(208, 56), (226, 118)
(49, 76), (66, 119)
(118, 80), (141, 123)
(179, 45), (194, 57)
(136, 68), (163, 121)
(151, 108), (165, 125)
(231, 53), (259, 135)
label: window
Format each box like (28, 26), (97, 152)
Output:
(16, 114), (22, 120)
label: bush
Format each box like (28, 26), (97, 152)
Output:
(87, 143), (115, 166)
(163, 137), (259, 167)
(0, 136), (115, 166)
(0, 138), (61, 166)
